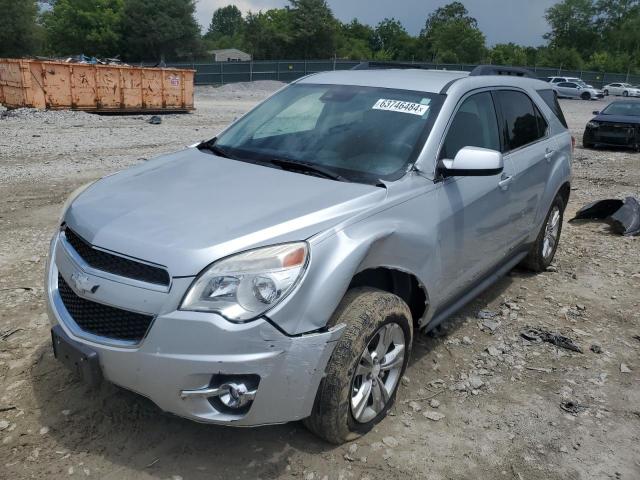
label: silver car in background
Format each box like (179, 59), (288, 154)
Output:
(602, 82), (640, 97)
(553, 81), (604, 100)
(46, 65), (573, 444)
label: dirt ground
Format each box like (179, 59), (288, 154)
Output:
(1, 83), (639, 480)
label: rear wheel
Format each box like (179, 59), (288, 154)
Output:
(521, 194), (565, 272)
(304, 288), (413, 444)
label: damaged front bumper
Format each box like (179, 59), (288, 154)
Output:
(45, 236), (344, 426)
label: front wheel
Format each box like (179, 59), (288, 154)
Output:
(581, 92), (591, 100)
(521, 194), (565, 272)
(304, 288), (413, 444)
(582, 134), (595, 149)
(604, 89), (609, 96)
(623, 91), (629, 97)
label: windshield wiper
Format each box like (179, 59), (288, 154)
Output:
(264, 157), (348, 182)
(198, 140), (237, 159)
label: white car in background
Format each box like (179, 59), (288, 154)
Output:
(546, 76), (594, 88)
(553, 81), (604, 100)
(602, 83), (640, 97)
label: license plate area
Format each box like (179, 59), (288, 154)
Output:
(51, 325), (102, 387)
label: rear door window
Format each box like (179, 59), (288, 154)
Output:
(536, 89), (568, 128)
(494, 90), (545, 151)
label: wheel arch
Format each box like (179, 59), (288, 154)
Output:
(349, 267), (429, 329)
(558, 181), (571, 208)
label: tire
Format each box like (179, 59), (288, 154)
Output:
(521, 194), (565, 272)
(604, 89), (609, 96)
(304, 287), (413, 444)
(623, 91), (629, 97)
(581, 92), (591, 100)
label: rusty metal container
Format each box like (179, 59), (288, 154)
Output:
(0, 59), (195, 113)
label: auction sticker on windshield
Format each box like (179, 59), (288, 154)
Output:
(373, 99), (430, 116)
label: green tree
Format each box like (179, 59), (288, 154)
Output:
(373, 18), (412, 60)
(490, 43), (528, 66)
(120, 0), (201, 61)
(430, 19), (485, 63)
(421, 1), (477, 35)
(538, 46), (584, 69)
(336, 20), (374, 59)
(0, 0), (40, 57)
(244, 9), (293, 59)
(544, 0), (599, 58)
(418, 2), (483, 61)
(206, 5), (244, 41)
(43, 0), (123, 56)
(288, 0), (338, 58)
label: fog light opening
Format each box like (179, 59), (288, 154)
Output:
(219, 382), (256, 409)
(208, 374), (260, 415)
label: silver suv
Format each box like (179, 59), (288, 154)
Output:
(46, 65), (572, 444)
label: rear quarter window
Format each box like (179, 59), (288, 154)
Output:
(536, 89), (568, 129)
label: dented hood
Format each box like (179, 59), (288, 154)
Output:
(65, 148), (385, 276)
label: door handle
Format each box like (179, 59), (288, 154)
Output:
(498, 175), (513, 190)
(544, 149), (555, 163)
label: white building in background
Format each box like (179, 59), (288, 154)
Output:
(209, 49), (252, 62)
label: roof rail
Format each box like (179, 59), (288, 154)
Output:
(352, 61), (429, 70)
(469, 65), (536, 78)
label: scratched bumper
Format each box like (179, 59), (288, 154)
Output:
(45, 236), (344, 426)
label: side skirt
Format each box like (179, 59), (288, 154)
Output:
(423, 249), (529, 333)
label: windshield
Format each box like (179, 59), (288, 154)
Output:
(214, 83), (444, 183)
(601, 102), (640, 116)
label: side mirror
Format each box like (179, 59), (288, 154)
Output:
(440, 146), (504, 177)
(592, 110), (599, 115)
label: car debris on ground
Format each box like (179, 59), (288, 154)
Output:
(521, 327), (583, 353)
(571, 196), (640, 236)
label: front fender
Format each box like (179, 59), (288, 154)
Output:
(266, 225), (394, 335)
(267, 189), (441, 335)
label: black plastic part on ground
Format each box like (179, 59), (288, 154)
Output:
(571, 196), (640, 236)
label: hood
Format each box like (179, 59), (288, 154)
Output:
(65, 148), (385, 276)
(592, 114), (640, 124)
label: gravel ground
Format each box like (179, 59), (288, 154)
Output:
(0, 87), (639, 480)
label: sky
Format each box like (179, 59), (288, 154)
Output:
(195, 0), (559, 47)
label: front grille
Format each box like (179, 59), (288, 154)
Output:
(598, 123), (634, 134)
(596, 122), (637, 145)
(63, 228), (170, 286)
(57, 274), (154, 342)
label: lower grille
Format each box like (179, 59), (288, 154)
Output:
(57, 274), (154, 343)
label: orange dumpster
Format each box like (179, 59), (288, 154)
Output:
(0, 58), (195, 113)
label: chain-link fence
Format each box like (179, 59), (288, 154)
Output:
(157, 59), (640, 89)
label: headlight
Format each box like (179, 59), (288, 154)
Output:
(586, 121), (600, 128)
(181, 242), (309, 322)
(59, 181), (96, 224)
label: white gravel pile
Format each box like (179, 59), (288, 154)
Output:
(197, 81), (285, 99)
(1, 107), (104, 124)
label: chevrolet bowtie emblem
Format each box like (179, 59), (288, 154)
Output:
(70, 272), (100, 294)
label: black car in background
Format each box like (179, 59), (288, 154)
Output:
(583, 100), (640, 150)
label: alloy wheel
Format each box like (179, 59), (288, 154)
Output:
(350, 322), (405, 423)
(542, 205), (561, 260)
